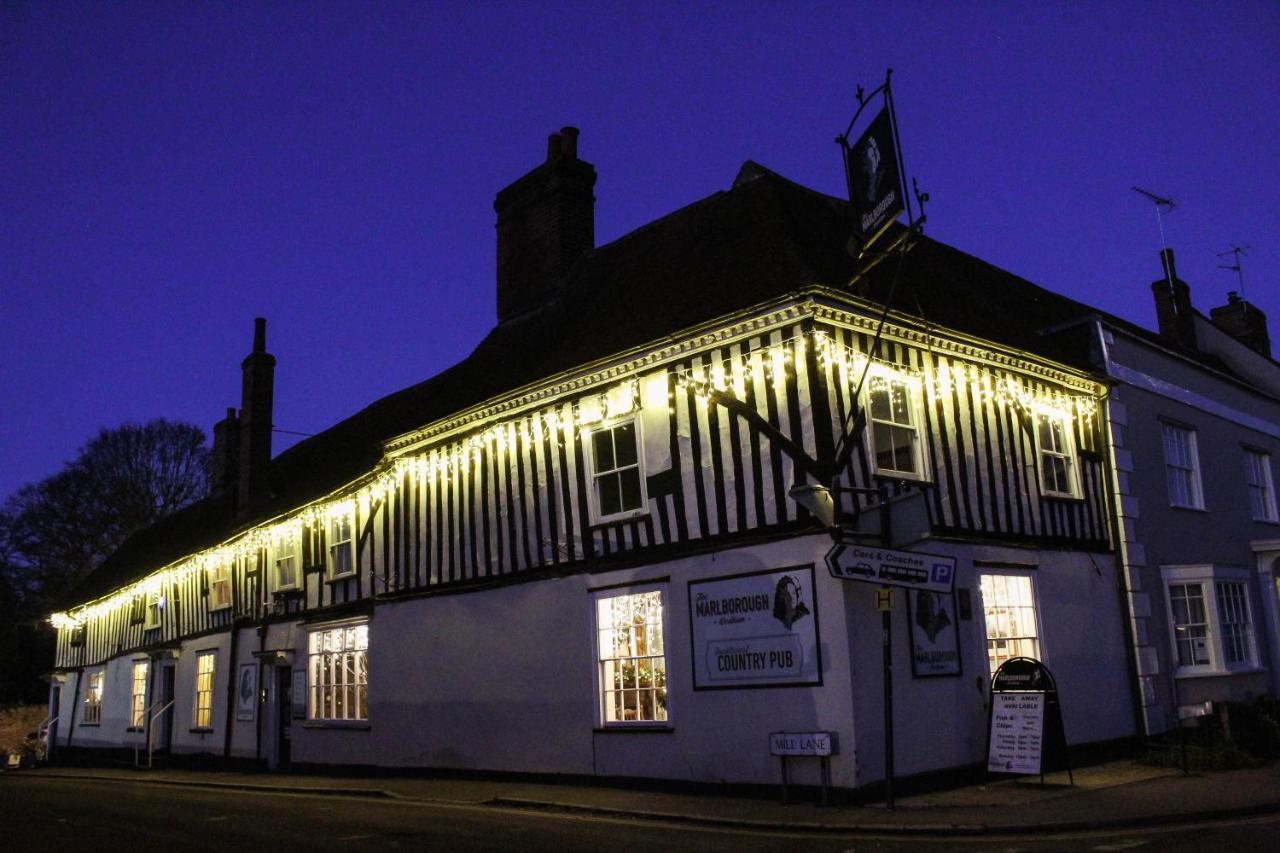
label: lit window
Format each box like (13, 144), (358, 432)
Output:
(1245, 450), (1278, 522)
(194, 652), (216, 729)
(130, 661), (149, 729)
(867, 375), (925, 478)
(1163, 565), (1257, 675)
(144, 592), (162, 630)
(207, 565), (231, 610)
(588, 419), (647, 522)
(979, 573), (1041, 675)
(1163, 423), (1203, 509)
(275, 535), (299, 589)
(329, 516), (355, 578)
(1035, 414), (1078, 497)
(308, 622), (368, 721)
(83, 670), (103, 725)
(595, 589), (668, 725)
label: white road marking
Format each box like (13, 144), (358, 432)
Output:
(1092, 841), (1148, 851)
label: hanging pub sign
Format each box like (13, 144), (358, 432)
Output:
(688, 565), (823, 689)
(846, 106), (904, 245)
(986, 657), (1073, 781)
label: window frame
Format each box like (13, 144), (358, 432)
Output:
(1244, 448), (1278, 522)
(328, 516), (356, 579)
(1161, 564), (1259, 677)
(977, 570), (1044, 679)
(306, 619), (369, 724)
(207, 564), (232, 611)
(584, 415), (649, 526)
(273, 532), (300, 591)
(592, 584), (671, 729)
(82, 669), (103, 726)
(863, 370), (929, 482)
(1162, 422), (1204, 509)
(1033, 412), (1081, 499)
(143, 591), (162, 630)
(129, 660), (149, 731)
(193, 651), (216, 730)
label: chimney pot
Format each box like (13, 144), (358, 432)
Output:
(560, 126), (579, 160)
(238, 318), (276, 518)
(546, 132), (562, 161)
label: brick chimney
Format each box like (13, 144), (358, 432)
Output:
(237, 318), (275, 518)
(494, 126), (596, 323)
(1210, 291), (1271, 358)
(1151, 248), (1197, 350)
(210, 407), (240, 498)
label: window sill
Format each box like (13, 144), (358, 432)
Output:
(126, 727), (142, 733)
(872, 472), (933, 486)
(1250, 517), (1280, 526)
(1169, 504), (1208, 513)
(79, 722), (99, 727)
(590, 509), (651, 528)
(325, 573), (357, 584)
(208, 604), (232, 612)
(1174, 665), (1264, 680)
(594, 725), (674, 734)
(302, 720), (370, 730)
(189, 727), (214, 734)
(1042, 492), (1084, 503)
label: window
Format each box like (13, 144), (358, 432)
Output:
(1035, 414), (1078, 497)
(208, 565), (231, 610)
(329, 516), (355, 578)
(129, 595), (145, 625)
(194, 652), (216, 729)
(1162, 565), (1257, 675)
(595, 589), (668, 725)
(1245, 450), (1278, 522)
(130, 661), (149, 729)
(83, 670), (103, 725)
(144, 592), (162, 630)
(979, 572), (1041, 676)
(308, 622), (368, 722)
(1163, 423), (1203, 508)
(70, 624), (86, 647)
(588, 419), (646, 522)
(867, 374), (925, 478)
(275, 535), (299, 589)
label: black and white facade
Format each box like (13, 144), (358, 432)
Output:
(47, 132), (1153, 791)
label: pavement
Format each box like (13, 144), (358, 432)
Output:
(8, 758), (1280, 835)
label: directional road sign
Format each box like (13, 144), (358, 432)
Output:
(825, 542), (956, 594)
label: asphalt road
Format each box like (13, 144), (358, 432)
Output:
(3, 774), (1280, 852)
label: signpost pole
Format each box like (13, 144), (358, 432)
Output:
(882, 587), (895, 810)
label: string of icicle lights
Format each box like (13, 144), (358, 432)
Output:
(52, 329), (1097, 629)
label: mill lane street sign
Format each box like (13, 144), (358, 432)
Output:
(825, 542), (956, 595)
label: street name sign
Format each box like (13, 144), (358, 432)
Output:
(825, 542), (956, 594)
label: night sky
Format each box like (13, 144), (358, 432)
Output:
(3, 2), (1277, 502)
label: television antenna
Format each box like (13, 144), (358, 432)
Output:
(1217, 243), (1250, 300)
(1131, 186), (1176, 251)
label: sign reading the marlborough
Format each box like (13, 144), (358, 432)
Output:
(689, 565), (822, 689)
(846, 107), (904, 244)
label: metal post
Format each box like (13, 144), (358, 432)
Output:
(883, 590), (895, 810)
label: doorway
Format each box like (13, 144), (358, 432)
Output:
(268, 665), (292, 771)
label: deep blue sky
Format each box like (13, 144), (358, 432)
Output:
(3, 1), (1277, 502)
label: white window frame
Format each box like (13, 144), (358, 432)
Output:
(193, 651), (216, 729)
(1162, 564), (1259, 677)
(585, 415), (649, 525)
(144, 591), (162, 630)
(274, 533), (300, 590)
(864, 370), (929, 481)
(1163, 422), (1204, 509)
(208, 564), (232, 611)
(1245, 448), (1278, 522)
(307, 619), (369, 722)
(129, 660), (149, 730)
(978, 570), (1044, 678)
(82, 669), (103, 725)
(328, 516), (355, 579)
(1033, 412), (1080, 498)
(592, 585), (670, 728)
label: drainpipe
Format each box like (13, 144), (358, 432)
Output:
(1094, 317), (1151, 740)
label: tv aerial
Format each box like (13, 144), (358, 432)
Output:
(1131, 186), (1176, 251)
(1217, 243), (1250, 299)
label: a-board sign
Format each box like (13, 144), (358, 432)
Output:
(988, 692), (1045, 774)
(769, 731), (836, 757)
(986, 657), (1070, 778)
(825, 542), (956, 595)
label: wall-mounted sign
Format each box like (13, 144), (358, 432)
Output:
(236, 663), (257, 722)
(846, 106), (904, 245)
(826, 542), (956, 594)
(688, 565), (822, 689)
(769, 731), (836, 757)
(907, 590), (962, 677)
